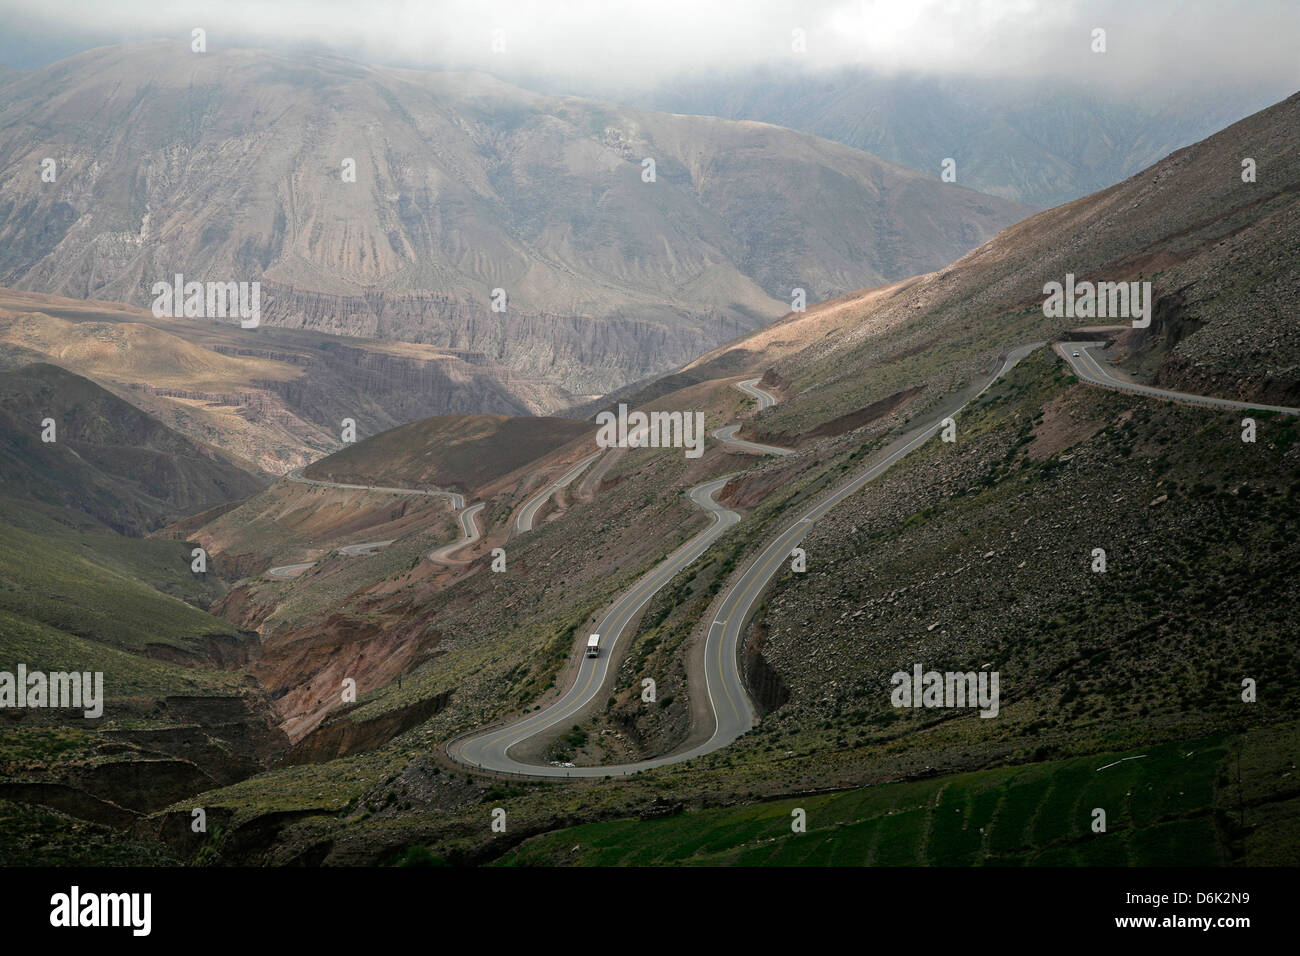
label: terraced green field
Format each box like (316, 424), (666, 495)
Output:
(497, 735), (1240, 866)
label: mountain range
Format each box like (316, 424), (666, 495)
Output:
(0, 41), (1034, 396)
(626, 66), (1292, 207)
(0, 287), (570, 473)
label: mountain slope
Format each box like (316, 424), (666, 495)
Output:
(687, 91), (1300, 431)
(302, 414), (591, 494)
(0, 41), (1034, 394)
(0, 514), (289, 849)
(0, 363), (264, 534)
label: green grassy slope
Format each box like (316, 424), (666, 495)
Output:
(0, 799), (182, 866)
(496, 723), (1298, 866)
(0, 610), (247, 700)
(0, 521), (241, 654)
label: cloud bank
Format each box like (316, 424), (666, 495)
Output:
(0, 0), (1296, 96)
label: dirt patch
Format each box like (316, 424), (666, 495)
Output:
(756, 368), (791, 400)
(281, 690), (453, 765)
(753, 385), (924, 446)
(1026, 389), (1108, 460)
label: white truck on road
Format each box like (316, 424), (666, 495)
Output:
(586, 634), (600, 659)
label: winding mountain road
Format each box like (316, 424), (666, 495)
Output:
(452, 475), (742, 777)
(736, 377), (777, 411)
(283, 467), (466, 508)
(268, 335), (1300, 776)
(513, 397), (794, 539)
(711, 377), (791, 454)
(513, 452), (602, 534)
(265, 469), (470, 578)
(266, 561), (316, 579)
(447, 349), (1042, 777)
(711, 423), (793, 456)
(1058, 341), (1300, 416)
(265, 396), (786, 580)
(427, 502), (485, 564)
(461, 339), (1300, 778)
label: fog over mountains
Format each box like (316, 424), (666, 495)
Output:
(630, 67), (1291, 207)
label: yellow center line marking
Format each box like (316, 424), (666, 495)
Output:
(714, 524), (803, 716)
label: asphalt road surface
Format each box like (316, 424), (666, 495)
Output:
(340, 540), (393, 556)
(712, 423), (793, 456)
(736, 377), (776, 410)
(712, 378), (791, 454)
(427, 502), (485, 564)
(1058, 342), (1300, 415)
(513, 452), (602, 534)
(285, 468), (465, 508)
(449, 474), (742, 777)
(266, 561), (316, 579)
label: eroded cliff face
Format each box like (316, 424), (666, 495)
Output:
(0, 691), (290, 833)
(246, 329), (570, 421)
(280, 691), (454, 765)
(259, 283), (753, 397)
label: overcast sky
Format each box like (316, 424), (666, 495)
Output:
(0, 0), (1296, 98)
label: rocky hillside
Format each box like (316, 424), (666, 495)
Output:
(743, 352), (1299, 771)
(0, 41), (1034, 395)
(687, 91), (1300, 435)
